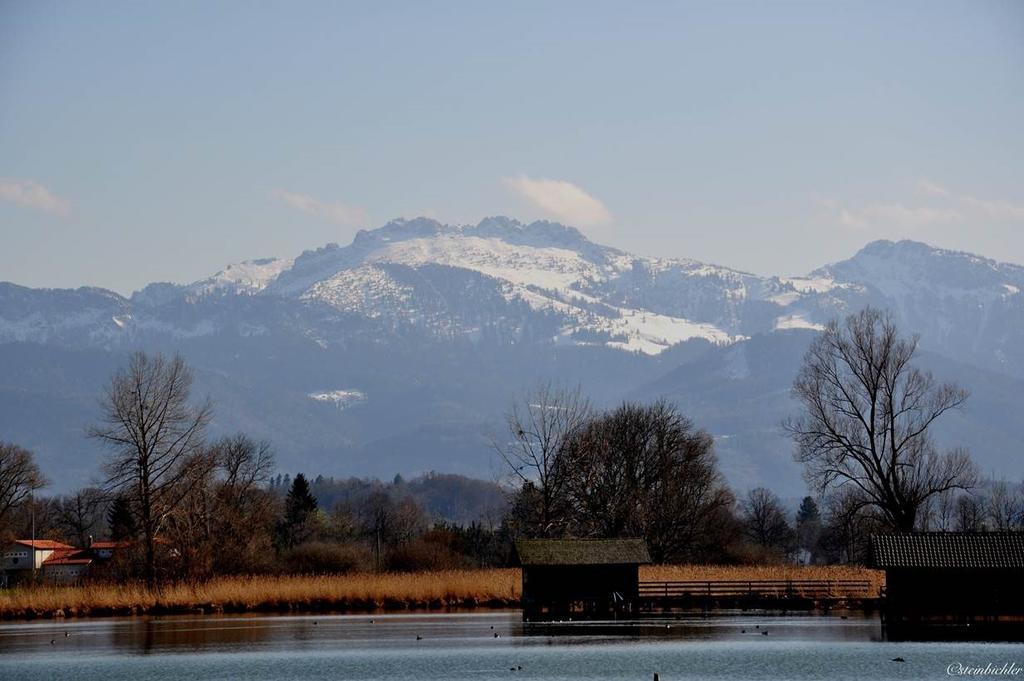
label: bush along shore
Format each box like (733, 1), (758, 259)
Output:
(0, 565), (884, 620)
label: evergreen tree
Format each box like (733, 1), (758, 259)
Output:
(107, 495), (137, 541)
(795, 496), (822, 561)
(280, 473), (318, 547)
(796, 496), (820, 525)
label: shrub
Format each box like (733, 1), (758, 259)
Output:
(283, 541), (371, 574)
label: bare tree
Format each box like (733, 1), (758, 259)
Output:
(89, 352), (212, 586)
(741, 487), (795, 555)
(211, 434), (275, 509)
(925, 488), (959, 531)
(55, 487), (107, 547)
(161, 453), (218, 582)
(786, 307), (976, 532)
(986, 481), (1023, 531)
(357, 490), (427, 570)
(0, 441), (47, 529)
(493, 382), (591, 537)
(560, 400), (735, 562)
(955, 494), (984, 532)
(817, 488), (886, 564)
(209, 434), (278, 574)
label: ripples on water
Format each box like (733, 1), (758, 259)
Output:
(0, 611), (1018, 680)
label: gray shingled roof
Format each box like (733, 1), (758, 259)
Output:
(515, 539), (651, 566)
(871, 532), (1024, 569)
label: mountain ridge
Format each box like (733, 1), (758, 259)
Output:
(1, 218), (1021, 494)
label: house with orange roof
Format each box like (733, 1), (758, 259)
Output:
(2, 539), (76, 572)
(2, 538), (132, 586)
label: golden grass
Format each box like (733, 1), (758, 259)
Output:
(0, 565), (883, 619)
(0, 569), (521, 619)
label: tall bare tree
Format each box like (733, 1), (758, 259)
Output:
(955, 494), (985, 532)
(212, 434), (274, 509)
(493, 383), (591, 537)
(986, 481), (1024, 531)
(741, 487), (795, 555)
(786, 307), (976, 532)
(561, 400), (735, 562)
(0, 441), (47, 530)
(89, 352), (212, 586)
(55, 487), (107, 547)
(208, 434), (278, 574)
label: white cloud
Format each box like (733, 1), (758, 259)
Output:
(837, 208), (867, 229)
(273, 189), (367, 226)
(915, 178), (950, 198)
(0, 178), (71, 216)
(962, 195), (1024, 222)
(916, 179), (1024, 221)
(833, 179), (1024, 230)
(503, 175), (612, 227)
(841, 203), (961, 229)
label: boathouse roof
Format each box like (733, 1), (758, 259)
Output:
(515, 538), (651, 566)
(871, 532), (1024, 569)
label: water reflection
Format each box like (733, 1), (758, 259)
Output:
(0, 611), (888, 656)
(0, 612), (1019, 681)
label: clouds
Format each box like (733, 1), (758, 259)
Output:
(918, 180), (1024, 222)
(837, 202), (961, 229)
(0, 178), (71, 217)
(503, 175), (612, 228)
(832, 179), (1024, 230)
(273, 189), (367, 226)
(915, 179), (950, 198)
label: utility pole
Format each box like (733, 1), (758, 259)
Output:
(30, 494), (36, 580)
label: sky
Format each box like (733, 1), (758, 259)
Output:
(1, 0), (1023, 294)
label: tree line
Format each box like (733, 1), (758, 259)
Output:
(0, 306), (1010, 585)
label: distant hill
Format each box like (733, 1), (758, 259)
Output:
(1, 217), (1021, 494)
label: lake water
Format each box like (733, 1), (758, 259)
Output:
(0, 611), (1020, 680)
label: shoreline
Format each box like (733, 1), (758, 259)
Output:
(0, 565), (884, 622)
(1, 597), (523, 621)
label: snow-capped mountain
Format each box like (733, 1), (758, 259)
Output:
(1, 217), (1022, 493)
(4, 217), (1022, 369)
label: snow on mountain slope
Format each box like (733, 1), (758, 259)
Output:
(2, 221), (1022, 369)
(0, 283), (129, 345)
(815, 240), (1024, 301)
(308, 389), (367, 410)
(773, 240), (1024, 375)
(190, 257), (295, 295)
(5, 225), (1024, 492)
(272, 217), (746, 353)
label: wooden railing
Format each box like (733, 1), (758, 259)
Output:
(638, 579), (876, 599)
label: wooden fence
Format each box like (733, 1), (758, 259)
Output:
(638, 579), (877, 600)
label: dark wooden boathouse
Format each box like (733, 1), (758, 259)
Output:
(515, 538), (651, 621)
(871, 532), (1024, 639)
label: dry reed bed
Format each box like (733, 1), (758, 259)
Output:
(641, 564), (885, 593)
(0, 565), (883, 619)
(0, 569), (521, 619)
(638, 561), (880, 593)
